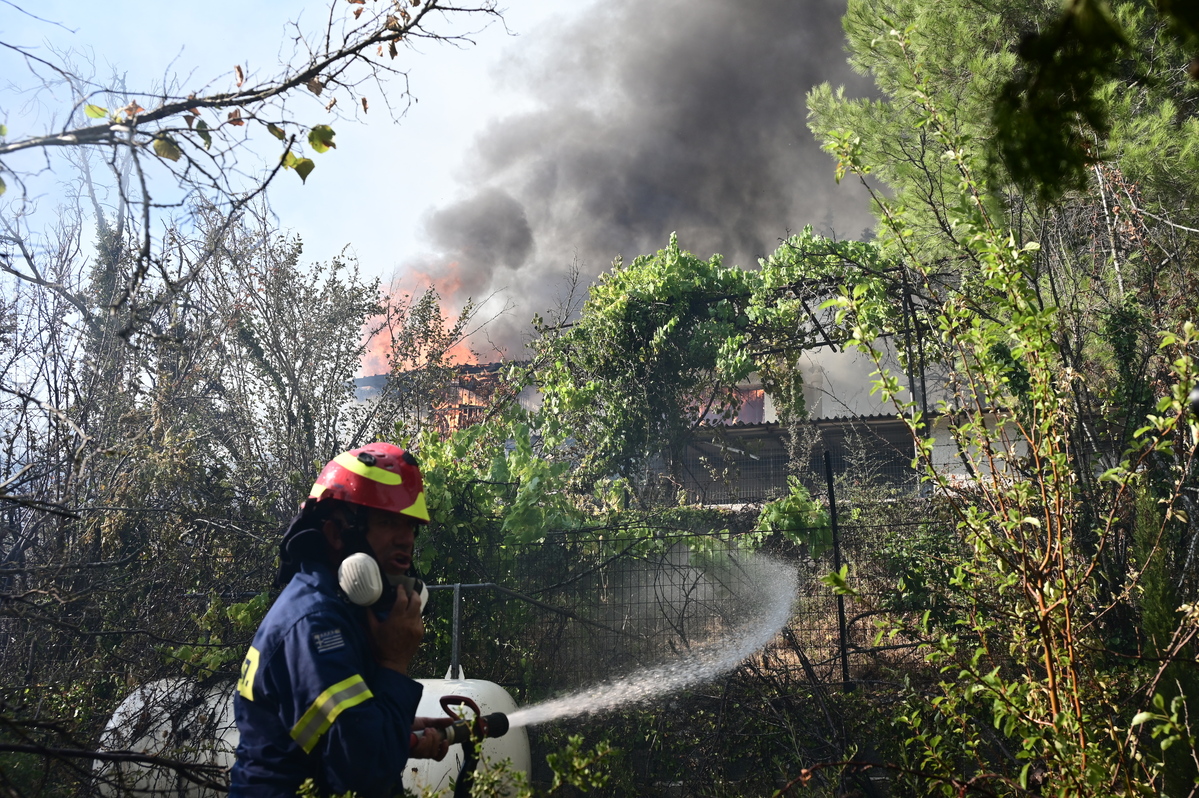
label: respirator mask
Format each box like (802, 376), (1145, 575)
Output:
(338, 551), (429, 616)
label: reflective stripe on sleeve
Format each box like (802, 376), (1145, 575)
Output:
(290, 675), (374, 754)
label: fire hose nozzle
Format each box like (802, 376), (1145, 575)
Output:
(410, 695), (510, 750)
(441, 711), (509, 745)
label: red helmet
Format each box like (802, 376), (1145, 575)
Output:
(308, 443), (430, 522)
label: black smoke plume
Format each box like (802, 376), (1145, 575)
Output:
(405, 0), (875, 355)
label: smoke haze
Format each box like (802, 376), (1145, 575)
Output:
(400, 0), (875, 356)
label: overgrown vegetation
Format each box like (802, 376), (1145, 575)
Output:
(2, 0), (1198, 796)
(802, 0), (1199, 793)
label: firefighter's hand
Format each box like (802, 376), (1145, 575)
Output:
(409, 717), (453, 760)
(368, 587), (423, 674)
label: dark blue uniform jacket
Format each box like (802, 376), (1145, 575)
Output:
(230, 561), (422, 797)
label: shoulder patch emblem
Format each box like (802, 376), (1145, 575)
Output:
(312, 629), (346, 654)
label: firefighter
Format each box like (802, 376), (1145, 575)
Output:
(230, 443), (450, 797)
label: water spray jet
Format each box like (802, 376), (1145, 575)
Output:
(416, 554), (797, 793)
(503, 554), (798, 730)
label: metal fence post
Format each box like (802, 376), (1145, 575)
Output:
(824, 450), (852, 690)
(451, 582), (462, 679)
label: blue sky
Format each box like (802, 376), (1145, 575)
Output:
(2, 0), (574, 277)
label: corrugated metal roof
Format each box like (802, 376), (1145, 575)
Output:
(700, 413), (909, 429)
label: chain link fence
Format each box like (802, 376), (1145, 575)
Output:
(413, 490), (947, 794)
(417, 523), (919, 702)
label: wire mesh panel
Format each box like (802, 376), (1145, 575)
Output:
(422, 529), (851, 699)
(416, 521), (915, 794)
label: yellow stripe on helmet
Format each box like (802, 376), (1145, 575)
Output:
(401, 490), (430, 522)
(332, 452), (403, 485)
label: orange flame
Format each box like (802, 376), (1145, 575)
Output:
(360, 262), (479, 377)
(736, 389), (766, 424)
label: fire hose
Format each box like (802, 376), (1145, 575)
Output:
(410, 695), (510, 798)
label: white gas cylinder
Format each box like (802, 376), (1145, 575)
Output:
(94, 678), (237, 798)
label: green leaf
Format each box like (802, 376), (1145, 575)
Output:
(267, 123), (286, 141)
(152, 135), (182, 162)
(294, 158), (315, 183)
(820, 565), (858, 597)
(84, 104), (109, 119)
(196, 119), (212, 149)
(0, 176), (5, 197)
(1098, 467), (1125, 482)
(0, 124), (6, 138)
(1131, 711), (1156, 726)
(307, 124), (336, 153)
